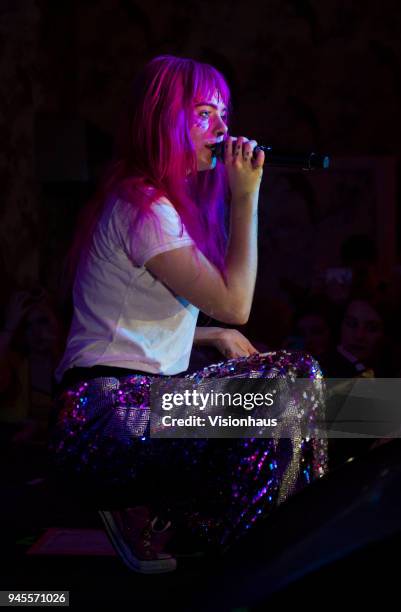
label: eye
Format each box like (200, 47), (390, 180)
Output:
(199, 110), (210, 118)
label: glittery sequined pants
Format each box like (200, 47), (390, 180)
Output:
(48, 351), (327, 548)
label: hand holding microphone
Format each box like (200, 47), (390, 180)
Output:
(223, 136), (265, 200)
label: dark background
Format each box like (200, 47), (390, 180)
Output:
(1, 0), (400, 292)
(1, 2), (401, 605)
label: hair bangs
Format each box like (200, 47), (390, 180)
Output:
(190, 61), (231, 119)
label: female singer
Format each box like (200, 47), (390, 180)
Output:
(49, 55), (327, 573)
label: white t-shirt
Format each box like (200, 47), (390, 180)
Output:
(55, 194), (199, 381)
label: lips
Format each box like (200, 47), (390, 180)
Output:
(346, 343), (368, 357)
(205, 139), (225, 148)
(205, 142), (225, 160)
(350, 344), (366, 352)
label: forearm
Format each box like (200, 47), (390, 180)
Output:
(194, 326), (223, 346)
(224, 193), (259, 323)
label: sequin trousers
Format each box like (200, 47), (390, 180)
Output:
(48, 351), (327, 550)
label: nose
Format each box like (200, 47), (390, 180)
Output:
(214, 114), (228, 136)
(353, 326), (367, 342)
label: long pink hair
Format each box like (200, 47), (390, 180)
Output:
(67, 55), (231, 286)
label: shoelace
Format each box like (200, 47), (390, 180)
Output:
(140, 518), (172, 558)
(118, 510), (172, 557)
(150, 517), (172, 533)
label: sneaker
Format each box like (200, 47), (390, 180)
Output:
(98, 507), (177, 574)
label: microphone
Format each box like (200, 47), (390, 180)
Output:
(210, 142), (330, 170)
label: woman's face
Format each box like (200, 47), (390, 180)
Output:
(189, 92), (228, 171)
(340, 300), (384, 363)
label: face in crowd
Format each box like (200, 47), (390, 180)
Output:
(340, 299), (384, 363)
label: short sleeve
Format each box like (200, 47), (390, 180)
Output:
(113, 198), (194, 267)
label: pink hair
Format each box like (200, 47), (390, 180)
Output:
(67, 55), (231, 285)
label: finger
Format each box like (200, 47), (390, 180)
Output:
(227, 348), (243, 359)
(233, 136), (245, 162)
(242, 140), (254, 163)
(244, 139), (257, 153)
(244, 338), (258, 352)
(241, 338), (259, 354)
(224, 136), (234, 164)
(234, 343), (254, 357)
(252, 148), (265, 169)
(237, 137), (253, 158)
(248, 344), (259, 355)
(233, 136), (249, 145)
(225, 346), (244, 359)
(242, 140), (260, 165)
(244, 345), (258, 356)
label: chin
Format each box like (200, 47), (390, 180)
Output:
(197, 157), (215, 171)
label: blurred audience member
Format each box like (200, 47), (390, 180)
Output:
(286, 298), (337, 374)
(0, 290), (33, 444)
(324, 296), (397, 469)
(0, 286), (62, 445)
(325, 297), (393, 378)
(316, 234), (387, 309)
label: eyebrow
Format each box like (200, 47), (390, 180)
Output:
(195, 102), (227, 111)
